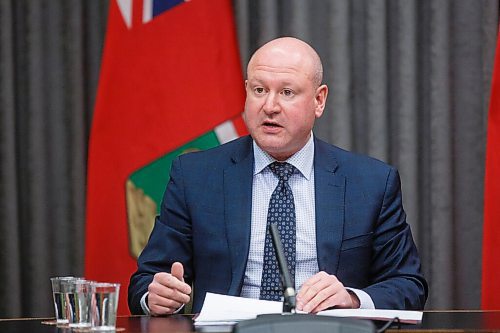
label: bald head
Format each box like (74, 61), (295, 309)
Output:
(243, 36), (329, 160)
(247, 37), (324, 87)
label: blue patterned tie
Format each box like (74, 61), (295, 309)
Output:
(259, 162), (296, 301)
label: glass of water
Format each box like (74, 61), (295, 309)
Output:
(50, 276), (82, 324)
(61, 278), (92, 328)
(90, 282), (120, 331)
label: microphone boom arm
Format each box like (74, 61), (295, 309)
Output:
(269, 223), (296, 313)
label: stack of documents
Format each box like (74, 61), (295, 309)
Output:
(194, 293), (423, 328)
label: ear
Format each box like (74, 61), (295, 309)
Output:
(314, 84), (328, 118)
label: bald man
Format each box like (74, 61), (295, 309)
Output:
(128, 37), (428, 315)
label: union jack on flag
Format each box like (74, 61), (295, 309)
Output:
(116, 0), (189, 28)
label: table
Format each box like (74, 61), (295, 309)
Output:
(1, 311), (500, 333)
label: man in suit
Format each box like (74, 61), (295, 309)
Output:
(128, 37), (428, 315)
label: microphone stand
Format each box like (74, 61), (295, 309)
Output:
(232, 224), (375, 333)
(269, 223), (296, 313)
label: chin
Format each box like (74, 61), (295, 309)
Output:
(256, 139), (283, 152)
(262, 145), (291, 161)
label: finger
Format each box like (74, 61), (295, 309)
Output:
(302, 283), (338, 313)
(297, 272), (333, 296)
(149, 306), (172, 316)
(171, 262), (184, 282)
(154, 272), (191, 295)
(310, 290), (352, 313)
(148, 291), (185, 313)
(297, 275), (319, 310)
(149, 278), (191, 304)
(149, 303), (175, 316)
(299, 272), (327, 293)
(298, 273), (338, 306)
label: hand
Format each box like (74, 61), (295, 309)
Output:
(147, 262), (192, 315)
(296, 271), (360, 313)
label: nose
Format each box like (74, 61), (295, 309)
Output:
(262, 92), (280, 114)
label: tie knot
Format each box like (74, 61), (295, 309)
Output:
(269, 162), (295, 182)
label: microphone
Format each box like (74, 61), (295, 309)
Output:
(233, 224), (376, 332)
(233, 224), (376, 333)
(269, 223), (296, 313)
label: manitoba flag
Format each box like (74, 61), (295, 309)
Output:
(85, 0), (246, 315)
(482, 29), (500, 309)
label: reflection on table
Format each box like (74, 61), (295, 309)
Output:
(1, 311), (500, 333)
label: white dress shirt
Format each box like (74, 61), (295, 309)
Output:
(240, 134), (318, 297)
(240, 134), (374, 308)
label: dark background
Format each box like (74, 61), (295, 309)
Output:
(0, 0), (498, 317)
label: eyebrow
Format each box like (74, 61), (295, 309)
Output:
(247, 77), (297, 87)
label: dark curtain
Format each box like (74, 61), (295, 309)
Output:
(0, 0), (498, 318)
(233, 0), (499, 310)
(0, 0), (108, 317)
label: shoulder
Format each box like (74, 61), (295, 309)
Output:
(314, 137), (397, 178)
(175, 135), (252, 168)
(314, 138), (403, 202)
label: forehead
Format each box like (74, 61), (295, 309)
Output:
(247, 46), (316, 82)
(247, 63), (315, 90)
(247, 66), (311, 87)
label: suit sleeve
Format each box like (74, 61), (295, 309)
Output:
(128, 157), (193, 314)
(363, 168), (428, 310)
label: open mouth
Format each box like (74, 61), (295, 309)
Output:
(262, 121), (282, 128)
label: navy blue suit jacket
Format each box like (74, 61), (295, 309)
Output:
(128, 136), (428, 314)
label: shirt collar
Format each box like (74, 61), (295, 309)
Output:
(253, 133), (315, 180)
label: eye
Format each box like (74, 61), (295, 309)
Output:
(282, 88), (294, 97)
(254, 87), (265, 95)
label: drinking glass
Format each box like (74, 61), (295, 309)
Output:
(50, 276), (82, 324)
(61, 278), (91, 328)
(90, 282), (120, 331)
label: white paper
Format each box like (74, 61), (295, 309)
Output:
(318, 308), (423, 324)
(195, 292), (423, 325)
(195, 292), (282, 323)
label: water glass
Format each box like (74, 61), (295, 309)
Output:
(90, 282), (120, 331)
(61, 279), (92, 328)
(50, 276), (82, 324)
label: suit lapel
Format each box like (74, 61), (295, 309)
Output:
(224, 138), (254, 294)
(314, 138), (346, 275)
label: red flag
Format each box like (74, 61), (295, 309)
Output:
(482, 29), (500, 309)
(85, 0), (246, 315)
